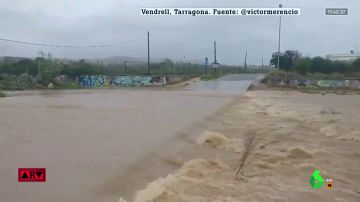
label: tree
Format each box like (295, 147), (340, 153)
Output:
(294, 57), (312, 74)
(8, 59), (37, 75)
(35, 52), (62, 82)
(160, 58), (174, 74)
(353, 58), (360, 72)
(270, 50), (301, 71)
(311, 57), (327, 73)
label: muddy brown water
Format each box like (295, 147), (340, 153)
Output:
(0, 74), (262, 202)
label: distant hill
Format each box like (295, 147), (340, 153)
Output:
(0, 55), (153, 64)
(86, 56), (166, 65)
(86, 56), (203, 65)
(87, 56), (146, 65)
(0, 56), (29, 63)
(0, 55), (202, 65)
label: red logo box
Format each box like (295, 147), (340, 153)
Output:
(18, 168), (46, 182)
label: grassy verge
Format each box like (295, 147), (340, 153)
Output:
(53, 82), (82, 90)
(200, 73), (224, 81)
(0, 73), (82, 90)
(0, 91), (5, 97)
(264, 69), (360, 80)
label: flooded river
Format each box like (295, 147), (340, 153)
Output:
(0, 74), (262, 202)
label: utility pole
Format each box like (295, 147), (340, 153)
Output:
(147, 31), (150, 75)
(277, 4), (283, 69)
(214, 41), (218, 64)
(124, 61), (128, 74)
(262, 58), (264, 70)
(37, 51), (45, 78)
(244, 51), (248, 73)
(213, 41), (219, 74)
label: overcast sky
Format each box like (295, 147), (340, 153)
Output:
(0, 0), (359, 65)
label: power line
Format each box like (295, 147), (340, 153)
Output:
(0, 37), (145, 48)
(147, 31), (150, 74)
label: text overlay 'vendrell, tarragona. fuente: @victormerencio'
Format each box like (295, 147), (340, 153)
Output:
(140, 8), (301, 16)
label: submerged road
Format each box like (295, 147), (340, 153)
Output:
(0, 74), (262, 202)
(191, 74), (264, 93)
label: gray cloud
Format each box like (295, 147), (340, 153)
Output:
(0, 0), (359, 65)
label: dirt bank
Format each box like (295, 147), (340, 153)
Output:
(121, 90), (360, 202)
(165, 77), (201, 89)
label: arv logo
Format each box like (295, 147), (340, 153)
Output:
(309, 170), (324, 189)
(18, 168), (46, 182)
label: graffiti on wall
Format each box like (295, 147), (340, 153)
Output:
(79, 75), (106, 87)
(297, 80), (311, 87)
(112, 76), (152, 87)
(345, 80), (360, 88)
(316, 80), (344, 88)
(270, 77), (360, 89)
(78, 75), (161, 87)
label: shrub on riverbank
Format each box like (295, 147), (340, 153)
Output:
(0, 73), (40, 90)
(54, 82), (82, 90)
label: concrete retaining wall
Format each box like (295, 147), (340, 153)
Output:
(267, 77), (360, 89)
(77, 75), (194, 87)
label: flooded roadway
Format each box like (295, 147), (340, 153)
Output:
(191, 74), (264, 93)
(0, 74), (262, 202)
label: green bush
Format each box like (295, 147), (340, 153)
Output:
(54, 82), (81, 89)
(271, 50), (360, 74)
(294, 57), (313, 74)
(17, 73), (37, 89)
(0, 73), (38, 90)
